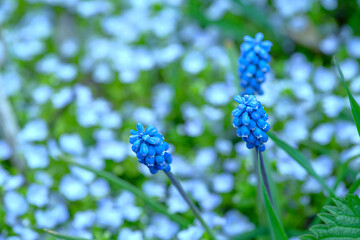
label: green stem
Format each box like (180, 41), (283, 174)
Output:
(165, 171), (217, 240)
(349, 178), (360, 194)
(258, 150), (273, 206)
(60, 156), (190, 228)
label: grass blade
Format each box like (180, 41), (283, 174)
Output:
(231, 227), (267, 240)
(258, 152), (288, 240)
(268, 131), (335, 197)
(334, 56), (360, 137)
(44, 229), (91, 240)
(59, 156), (191, 228)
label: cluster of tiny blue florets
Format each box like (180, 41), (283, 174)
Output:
(129, 123), (172, 174)
(238, 32), (272, 95)
(232, 95), (270, 152)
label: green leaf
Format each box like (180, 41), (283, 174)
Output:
(301, 194), (360, 239)
(258, 154), (288, 240)
(44, 229), (91, 240)
(334, 56), (360, 138)
(230, 227), (267, 240)
(268, 131), (335, 197)
(59, 156), (191, 228)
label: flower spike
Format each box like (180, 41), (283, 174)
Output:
(232, 94), (270, 152)
(129, 123), (172, 174)
(238, 32), (272, 95)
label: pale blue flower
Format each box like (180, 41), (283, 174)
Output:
(34, 171), (54, 187)
(89, 179), (110, 198)
(313, 67), (337, 92)
(96, 200), (123, 228)
(60, 38), (78, 57)
(195, 147), (217, 169)
(312, 155), (334, 177)
(0, 140), (12, 159)
(119, 68), (139, 83)
(200, 193), (222, 211)
(32, 85), (53, 104)
(215, 138), (233, 155)
(122, 205), (142, 222)
(24, 144), (49, 168)
(319, 35), (339, 55)
(59, 175), (88, 201)
(35, 203), (69, 229)
(73, 211), (96, 229)
(4, 191), (28, 216)
(204, 82), (233, 106)
(223, 210), (255, 236)
(96, 139), (127, 162)
(27, 184), (49, 207)
(320, 0), (338, 10)
(36, 54), (60, 74)
(52, 87), (73, 109)
(133, 107), (156, 125)
(4, 174), (25, 190)
(322, 95), (344, 118)
(93, 62), (113, 83)
(302, 177), (322, 194)
(59, 133), (85, 156)
(223, 159), (240, 173)
(178, 226), (204, 240)
(142, 181), (166, 198)
(311, 123), (335, 145)
(145, 215), (179, 240)
(55, 63), (77, 82)
(18, 119), (48, 142)
(346, 37), (360, 58)
(182, 51), (205, 74)
(13, 226), (38, 240)
(340, 58), (359, 80)
(70, 165), (95, 184)
(100, 112), (122, 129)
(277, 150), (307, 180)
(212, 173), (234, 193)
(118, 228), (143, 240)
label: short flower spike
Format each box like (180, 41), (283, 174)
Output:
(232, 95), (270, 152)
(238, 32), (272, 95)
(129, 123), (172, 174)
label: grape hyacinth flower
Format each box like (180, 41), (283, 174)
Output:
(129, 123), (216, 239)
(238, 32), (272, 95)
(232, 95), (270, 152)
(129, 123), (172, 174)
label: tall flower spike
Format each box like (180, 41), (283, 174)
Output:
(238, 32), (272, 95)
(232, 95), (270, 152)
(129, 123), (172, 174)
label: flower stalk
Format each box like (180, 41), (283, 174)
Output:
(165, 171), (217, 240)
(258, 150), (273, 206)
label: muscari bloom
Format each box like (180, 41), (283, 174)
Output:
(238, 32), (272, 95)
(232, 95), (270, 152)
(129, 123), (172, 174)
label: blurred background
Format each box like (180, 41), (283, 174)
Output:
(0, 0), (360, 239)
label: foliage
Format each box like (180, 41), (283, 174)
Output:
(301, 194), (360, 240)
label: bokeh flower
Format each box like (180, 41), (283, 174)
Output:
(129, 123), (172, 174)
(238, 33), (272, 95)
(232, 95), (270, 152)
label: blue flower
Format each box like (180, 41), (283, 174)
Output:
(129, 123), (172, 174)
(238, 33), (272, 95)
(232, 95), (270, 152)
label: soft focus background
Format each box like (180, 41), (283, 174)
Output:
(1, 0), (360, 239)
